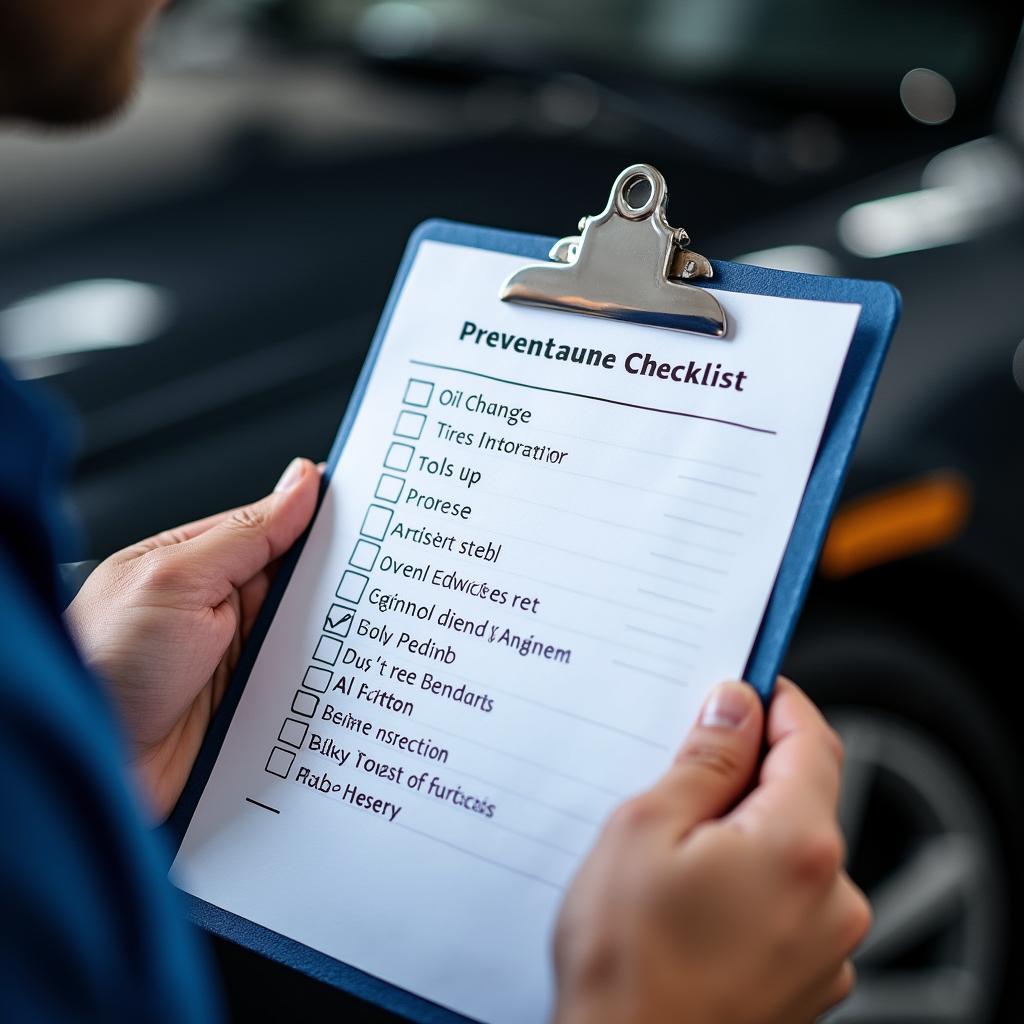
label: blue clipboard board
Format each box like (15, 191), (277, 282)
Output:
(168, 211), (900, 1023)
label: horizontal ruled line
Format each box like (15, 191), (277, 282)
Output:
(663, 511), (744, 537)
(483, 490), (736, 557)
(410, 358), (777, 435)
(625, 624), (700, 649)
(678, 473), (758, 496)
(292, 777), (568, 891)
(490, 563), (705, 628)
(245, 797), (279, 814)
(540, 464), (749, 517)
(612, 660), (691, 687)
(484, 527), (721, 594)
(648, 551), (728, 575)
(397, 821), (566, 891)
(637, 586), (715, 612)
(411, 715), (628, 800)
(536, 426), (764, 477)
(306, 742), (600, 828)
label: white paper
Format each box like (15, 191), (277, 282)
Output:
(171, 240), (860, 1023)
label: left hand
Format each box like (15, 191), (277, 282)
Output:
(64, 457), (321, 820)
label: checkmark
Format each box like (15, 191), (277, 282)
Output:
(328, 608), (352, 629)
(324, 602), (356, 638)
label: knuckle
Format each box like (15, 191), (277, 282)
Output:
(227, 504), (269, 533)
(154, 526), (190, 547)
(843, 885), (873, 951)
(682, 739), (743, 783)
(607, 793), (662, 834)
(136, 549), (189, 592)
(825, 725), (845, 767)
(789, 826), (845, 883)
(555, 921), (618, 989)
(831, 961), (856, 1006)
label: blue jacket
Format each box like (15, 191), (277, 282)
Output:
(0, 363), (218, 1022)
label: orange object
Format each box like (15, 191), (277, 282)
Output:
(819, 472), (972, 579)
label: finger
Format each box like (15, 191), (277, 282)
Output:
(731, 679), (843, 827)
(766, 678), (843, 761)
(149, 458), (320, 608)
(764, 679), (843, 803)
(122, 459), (328, 557)
(827, 873), (873, 960)
(121, 506), (244, 557)
(640, 681), (764, 839)
(815, 960), (857, 1016)
(788, 880), (868, 1019)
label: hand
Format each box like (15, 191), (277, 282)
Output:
(554, 678), (870, 1024)
(64, 458), (321, 821)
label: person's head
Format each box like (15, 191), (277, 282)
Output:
(0, 0), (165, 125)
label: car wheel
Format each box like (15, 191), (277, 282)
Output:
(787, 614), (1020, 1024)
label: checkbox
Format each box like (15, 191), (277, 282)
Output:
(361, 504), (393, 541)
(384, 442), (415, 471)
(394, 410), (426, 440)
(312, 635), (342, 666)
(324, 603), (356, 638)
(336, 570), (368, 604)
(265, 746), (295, 779)
(350, 538), (380, 571)
(292, 691), (319, 717)
(278, 718), (308, 748)
(403, 379), (434, 407)
(375, 473), (405, 503)
(302, 665), (333, 692)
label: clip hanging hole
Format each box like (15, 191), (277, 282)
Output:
(618, 171), (655, 219)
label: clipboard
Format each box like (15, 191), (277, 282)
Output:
(169, 163), (900, 1023)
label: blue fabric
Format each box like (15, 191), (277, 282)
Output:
(0, 362), (220, 1023)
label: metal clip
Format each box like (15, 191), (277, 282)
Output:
(500, 164), (727, 338)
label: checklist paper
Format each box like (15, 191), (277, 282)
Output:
(171, 240), (861, 1023)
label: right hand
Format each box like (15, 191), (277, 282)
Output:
(553, 678), (869, 1024)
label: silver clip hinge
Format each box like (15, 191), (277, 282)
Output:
(500, 163), (727, 338)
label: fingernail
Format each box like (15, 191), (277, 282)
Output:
(275, 458), (304, 493)
(701, 682), (753, 729)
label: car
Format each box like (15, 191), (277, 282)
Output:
(1, 2), (1021, 1020)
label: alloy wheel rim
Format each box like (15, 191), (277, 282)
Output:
(823, 711), (1005, 1023)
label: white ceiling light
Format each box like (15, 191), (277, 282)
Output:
(0, 278), (173, 379)
(900, 68), (957, 126)
(838, 136), (1024, 258)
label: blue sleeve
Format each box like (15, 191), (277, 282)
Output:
(0, 366), (221, 1023)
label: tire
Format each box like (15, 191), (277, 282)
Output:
(785, 612), (1022, 1024)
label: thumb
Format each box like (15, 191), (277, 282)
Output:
(162, 457), (321, 607)
(649, 681), (764, 838)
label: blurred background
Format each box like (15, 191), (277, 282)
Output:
(3, 1), (1022, 1021)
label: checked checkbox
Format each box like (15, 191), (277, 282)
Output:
(336, 570), (368, 604)
(384, 442), (414, 472)
(265, 746), (295, 779)
(361, 504), (393, 540)
(323, 603), (356, 638)
(394, 410), (426, 440)
(403, 379), (434, 407)
(312, 635), (342, 666)
(375, 473), (405, 503)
